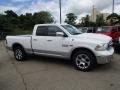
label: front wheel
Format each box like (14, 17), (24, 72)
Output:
(72, 50), (97, 71)
(13, 46), (26, 61)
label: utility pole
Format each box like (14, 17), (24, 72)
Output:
(112, 0), (114, 13)
(59, 0), (62, 23)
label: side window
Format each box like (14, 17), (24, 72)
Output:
(48, 26), (63, 36)
(36, 26), (48, 36)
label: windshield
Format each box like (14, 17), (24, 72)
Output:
(62, 25), (81, 35)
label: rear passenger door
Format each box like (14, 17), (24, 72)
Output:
(32, 26), (48, 53)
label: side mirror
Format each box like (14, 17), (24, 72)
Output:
(56, 32), (64, 37)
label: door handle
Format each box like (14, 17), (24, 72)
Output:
(33, 38), (37, 41)
(47, 40), (52, 42)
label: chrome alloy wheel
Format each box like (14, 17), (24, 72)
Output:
(75, 54), (90, 69)
(15, 49), (23, 60)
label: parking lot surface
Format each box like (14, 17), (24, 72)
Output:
(0, 41), (120, 90)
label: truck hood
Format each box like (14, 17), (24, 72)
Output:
(71, 33), (112, 43)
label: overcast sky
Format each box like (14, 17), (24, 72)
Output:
(0, 0), (120, 22)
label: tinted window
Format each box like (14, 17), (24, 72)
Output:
(48, 26), (63, 36)
(36, 26), (48, 36)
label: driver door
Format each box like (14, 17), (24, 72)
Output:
(45, 26), (70, 57)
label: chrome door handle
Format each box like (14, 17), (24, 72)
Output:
(47, 40), (52, 42)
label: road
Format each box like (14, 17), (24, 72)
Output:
(0, 41), (120, 90)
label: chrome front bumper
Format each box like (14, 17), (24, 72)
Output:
(97, 55), (113, 64)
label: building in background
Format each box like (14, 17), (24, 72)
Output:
(89, 6), (109, 22)
(90, 6), (100, 22)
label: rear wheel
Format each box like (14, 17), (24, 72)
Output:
(72, 50), (97, 71)
(13, 46), (26, 61)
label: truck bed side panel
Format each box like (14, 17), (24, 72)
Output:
(6, 36), (32, 52)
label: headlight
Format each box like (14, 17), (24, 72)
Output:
(95, 43), (108, 51)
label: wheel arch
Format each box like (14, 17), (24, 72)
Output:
(12, 43), (25, 51)
(71, 47), (97, 62)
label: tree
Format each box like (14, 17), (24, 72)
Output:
(18, 13), (34, 30)
(0, 10), (54, 33)
(5, 10), (18, 18)
(0, 11), (18, 32)
(65, 13), (77, 26)
(77, 15), (96, 27)
(107, 13), (119, 25)
(84, 15), (90, 27)
(81, 15), (96, 27)
(4, 10), (19, 31)
(96, 14), (105, 26)
(0, 14), (8, 32)
(33, 11), (54, 24)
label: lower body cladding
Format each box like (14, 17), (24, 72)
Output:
(95, 48), (114, 64)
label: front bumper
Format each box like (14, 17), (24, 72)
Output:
(97, 55), (113, 64)
(95, 47), (114, 64)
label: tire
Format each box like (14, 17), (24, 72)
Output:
(13, 46), (26, 61)
(72, 50), (97, 72)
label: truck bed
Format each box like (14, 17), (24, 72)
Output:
(6, 35), (32, 50)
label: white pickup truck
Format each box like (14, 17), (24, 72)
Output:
(6, 24), (114, 71)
